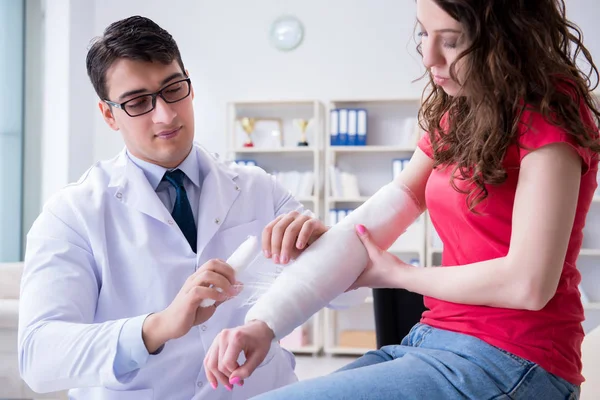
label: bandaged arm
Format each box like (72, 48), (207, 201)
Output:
(244, 181), (423, 339)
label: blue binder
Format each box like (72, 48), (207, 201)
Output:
(347, 109), (358, 146)
(330, 109), (339, 146)
(338, 108), (348, 146)
(357, 109), (367, 146)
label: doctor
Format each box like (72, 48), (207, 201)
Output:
(18, 15), (327, 400)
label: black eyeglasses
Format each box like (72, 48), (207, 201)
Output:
(104, 78), (192, 117)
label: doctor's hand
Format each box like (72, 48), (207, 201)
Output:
(204, 320), (274, 391)
(347, 224), (411, 291)
(142, 259), (241, 353)
(262, 210), (329, 265)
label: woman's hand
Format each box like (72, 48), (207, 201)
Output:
(348, 224), (411, 290)
(203, 320), (275, 391)
(262, 210), (328, 264)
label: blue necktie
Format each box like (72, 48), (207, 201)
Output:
(163, 169), (197, 253)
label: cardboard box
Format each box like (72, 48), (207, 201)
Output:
(338, 330), (377, 349)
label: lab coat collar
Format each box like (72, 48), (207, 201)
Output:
(125, 147), (202, 191)
(108, 144), (241, 258)
(194, 144), (240, 258)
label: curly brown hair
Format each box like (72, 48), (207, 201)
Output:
(418, 0), (600, 212)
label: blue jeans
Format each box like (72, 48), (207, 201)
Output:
(253, 323), (580, 399)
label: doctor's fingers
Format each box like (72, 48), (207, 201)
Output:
(186, 270), (237, 296)
(277, 215), (313, 264)
(270, 212), (308, 263)
(261, 214), (285, 258)
(187, 286), (229, 307)
(189, 259), (236, 284)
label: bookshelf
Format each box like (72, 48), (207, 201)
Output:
(322, 98), (425, 355)
(226, 100), (325, 355)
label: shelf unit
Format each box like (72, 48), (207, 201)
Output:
(226, 100), (325, 355)
(322, 98), (424, 356)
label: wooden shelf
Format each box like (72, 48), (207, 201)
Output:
(298, 196), (318, 203)
(328, 196), (371, 203)
(283, 345), (321, 354)
(324, 346), (374, 356)
(329, 145), (416, 153)
(231, 147), (317, 154)
(580, 248), (600, 256)
(229, 99), (318, 106)
(330, 98), (421, 104)
(584, 302), (600, 311)
(389, 247), (423, 254)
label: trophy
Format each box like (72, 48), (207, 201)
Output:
(239, 117), (256, 147)
(294, 118), (311, 147)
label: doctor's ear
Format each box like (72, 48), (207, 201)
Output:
(99, 101), (119, 131)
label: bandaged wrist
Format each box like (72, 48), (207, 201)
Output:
(244, 181), (422, 339)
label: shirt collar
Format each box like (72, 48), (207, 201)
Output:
(126, 147), (201, 190)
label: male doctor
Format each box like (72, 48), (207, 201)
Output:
(18, 16), (327, 399)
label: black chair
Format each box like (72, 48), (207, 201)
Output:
(373, 288), (427, 348)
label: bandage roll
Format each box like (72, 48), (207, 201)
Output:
(245, 182), (422, 339)
(200, 235), (260, 308)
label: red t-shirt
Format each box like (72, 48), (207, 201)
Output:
(418, 106), (599, 385)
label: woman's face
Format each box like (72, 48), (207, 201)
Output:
(417, 0), (470, 97)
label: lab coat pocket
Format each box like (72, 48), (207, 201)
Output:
(216, 219), (262, 243)
(205, 219), (262, 264)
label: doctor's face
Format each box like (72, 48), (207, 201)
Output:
(99, 59), (195, 169)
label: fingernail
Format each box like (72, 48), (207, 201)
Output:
(296, 241), (304, 249)
(263, 249), (271, 258)
(273, 254), (280, 264)
(211, 382), (217, 389)
(230, 376), (241, 386)
(356, 224), (366, 234)
(280, 254), (288, 264)
(226, 384), (233, 391)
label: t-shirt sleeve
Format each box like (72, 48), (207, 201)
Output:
(417, 132), (434, 159)
(517, 109), (595, 174)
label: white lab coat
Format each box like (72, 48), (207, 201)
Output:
(18, 144), (303, 400)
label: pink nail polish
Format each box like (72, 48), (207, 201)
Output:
(356, 224), (366, 234)
(226, 384), (233, 391)
(210, 382), (217, 389)
(230, 377), (241, 386)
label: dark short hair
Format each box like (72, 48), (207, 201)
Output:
(86, 15), (186, 100)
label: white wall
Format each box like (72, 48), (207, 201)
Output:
(40, 0), (96, 204)
(92, 0), (427, 161)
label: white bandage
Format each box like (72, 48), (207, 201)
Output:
(244, 181), (422, 339)
(200, 236), (260, 308)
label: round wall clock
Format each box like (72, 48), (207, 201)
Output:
(269, 15), (304, 52)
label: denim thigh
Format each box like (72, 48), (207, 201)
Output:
(252, 323), (579, 400)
